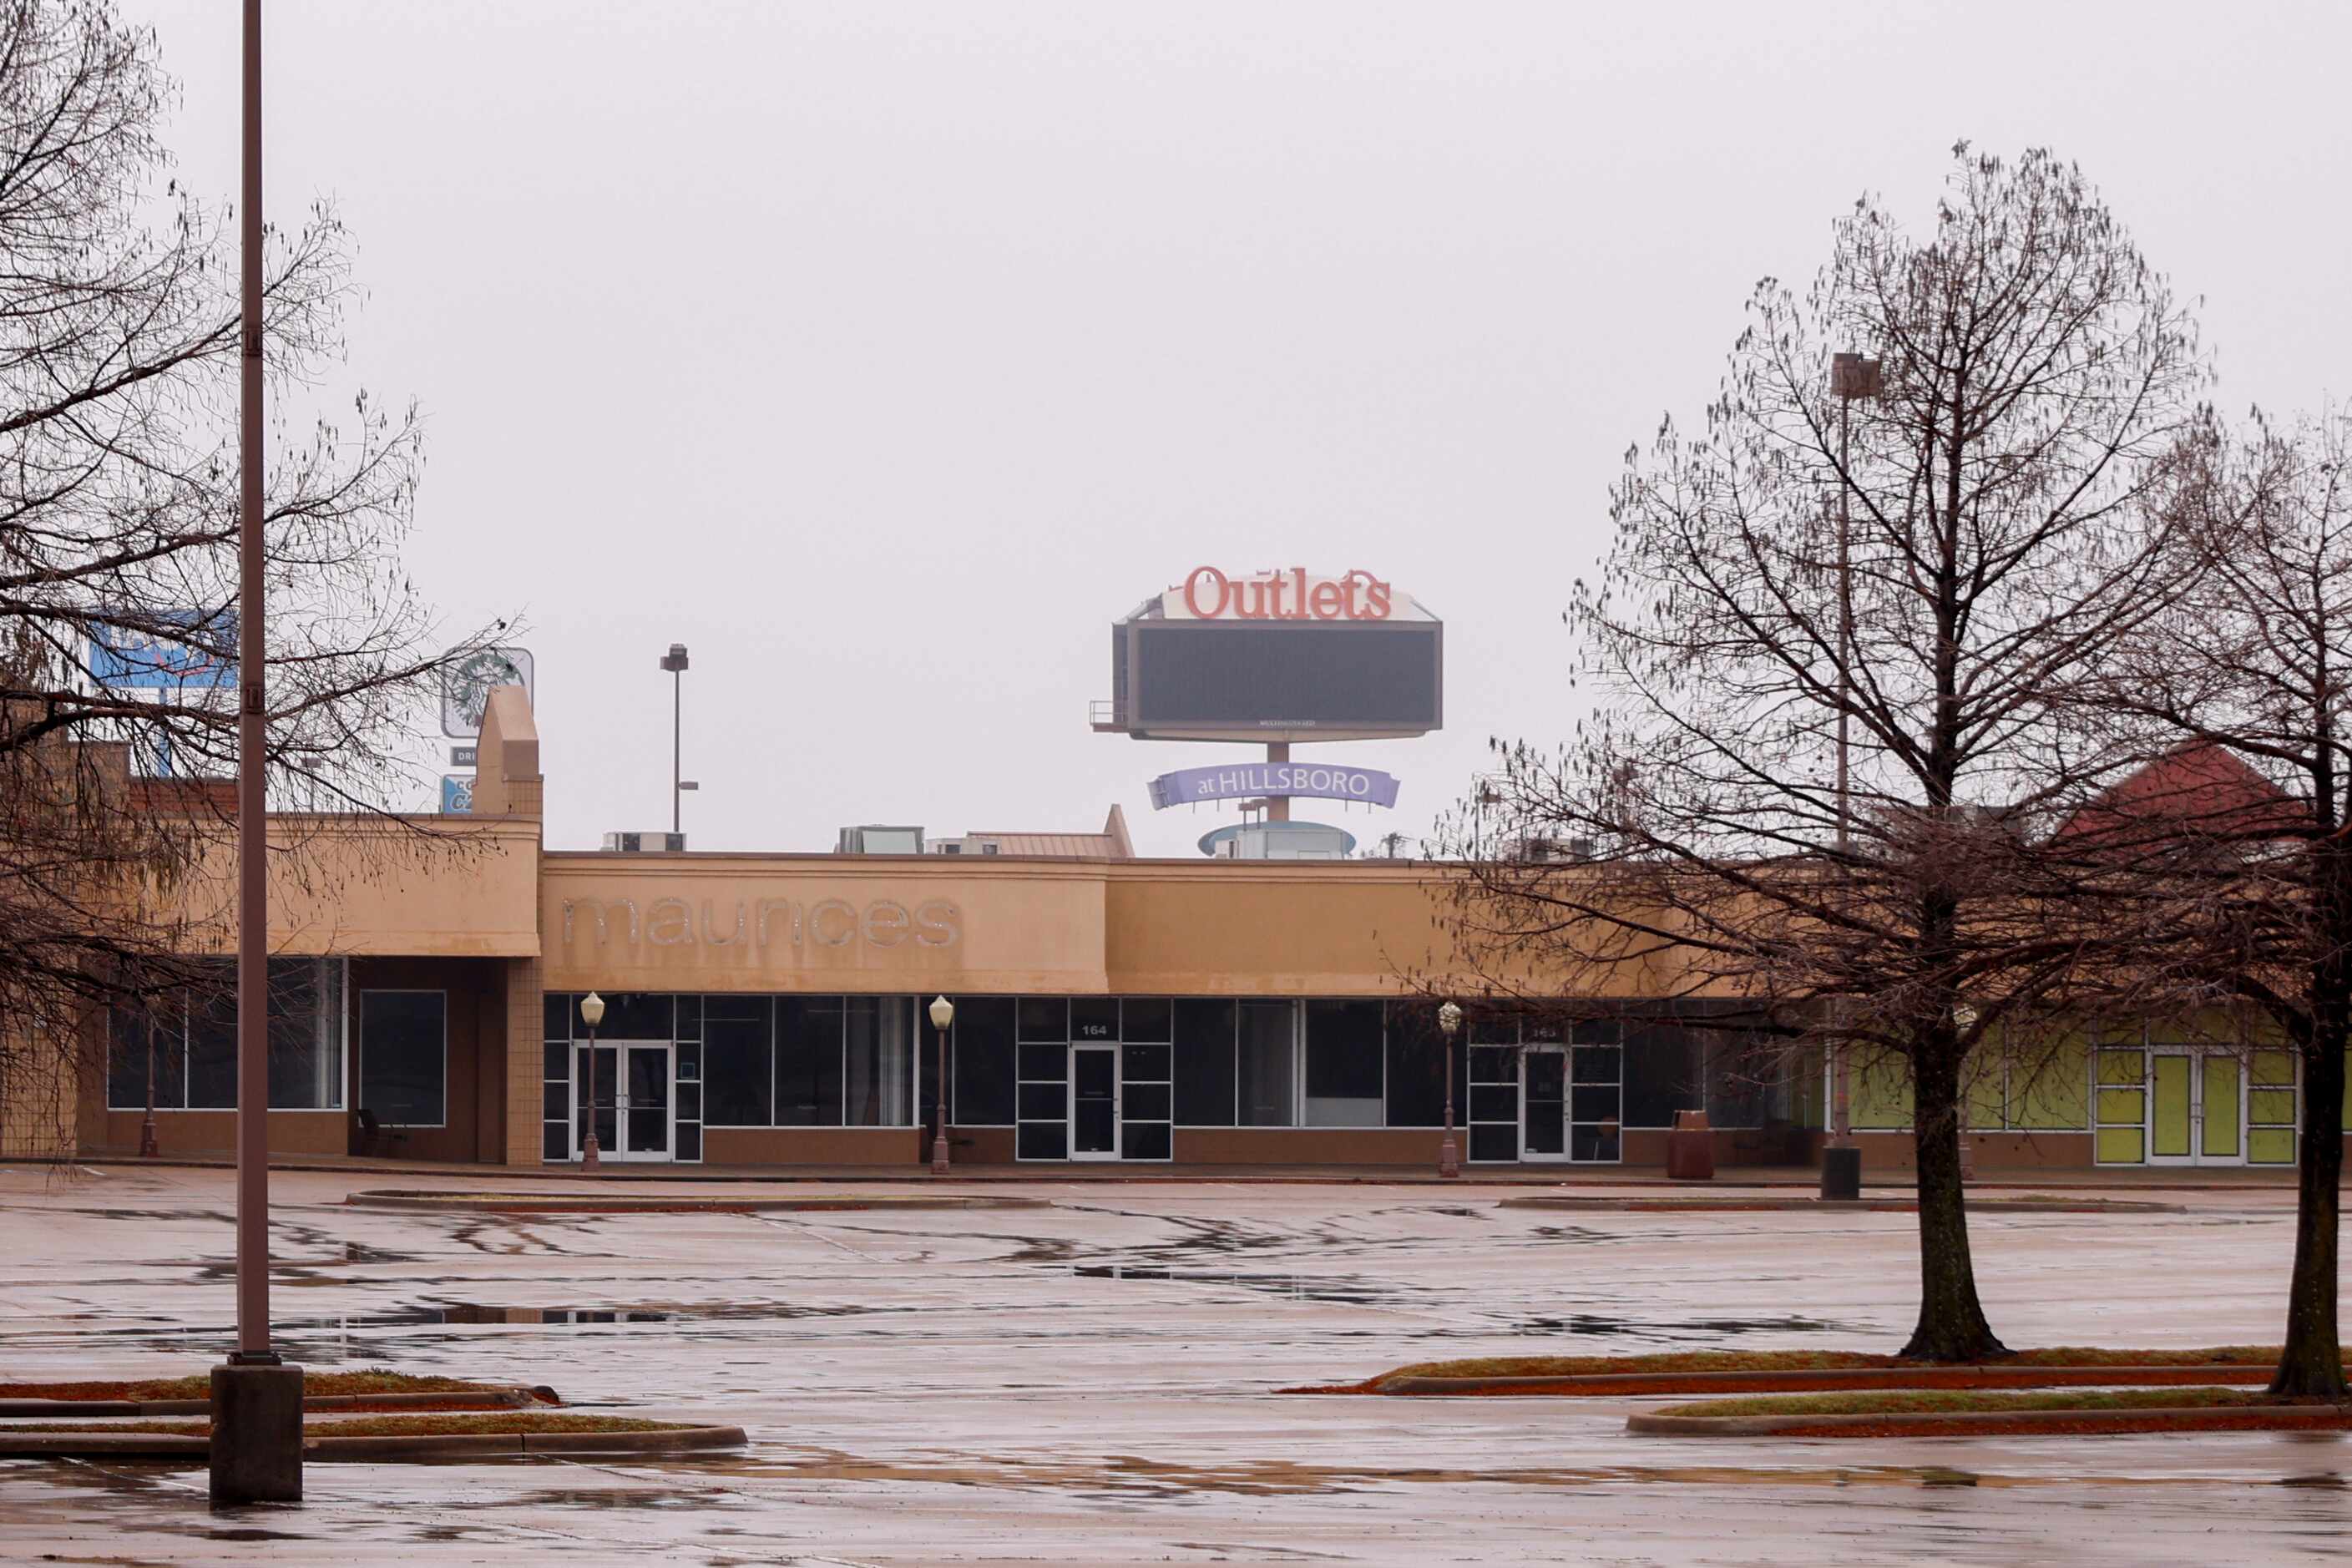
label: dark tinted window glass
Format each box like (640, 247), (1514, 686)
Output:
(676, 1123), (702, 1162)
(596, 993), (673, 1040)
(1173, 999), (1236, 1125)
(675, 995), (702, 1040)
(1704, 1033), (1782, 1128)
(544, 994), (573, 1042)
(358, 991), (445, 1125)
(1070, 998), (1120, 1041)
(1018, 1082), (1067, 1120)
(776, 998), (843, 1125)
(187, 978), (238, 1109)
(952, 998), (1018, 1125)
(1383, 1002), (1461, 1128)
(266, 959), (330, 1110)
(1622, 1024), (1704, 1128)
(1469, 1123), (1519, 1162)
(703, 1002), (773, 1125)
(543, 1121), (569, 1161)
(1238, 1000), (1295, 1126)
(109, 1004), (175, 1110)
(1125, 1082), (1172, 1120)
(1017, 1121), (1068, 1160)
(1122, 1120), (1172, 1161)
(705, 994), (766, 1023)
(1304, 1000), (1383, 1099)
(1123, 1043), (1171, 1082)
(1018, 1043), (1065, 1080)
(1121, 997), (1172, 1041)
(1017, 997), (1068, 1042)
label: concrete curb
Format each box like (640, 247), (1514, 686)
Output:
(1376, 1363), (2274, 1397)
(1495, 1212), (2172, 1222)
(344, 1191), (1049, 1214)
(1626, 1404), (2352, 1439)
(0, 1387), (544, 1419)
(69, 1155), (2306, 1192)
(0, 1424), (748, 1463)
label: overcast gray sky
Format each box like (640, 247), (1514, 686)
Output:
(125, 1), (2352, 856)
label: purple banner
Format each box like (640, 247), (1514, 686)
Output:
(1149, 762), (1400, 810)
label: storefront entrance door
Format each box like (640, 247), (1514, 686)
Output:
(2149, 1050), (2243, 1166)
(1071, 1045), (1120, 1161)
(575, 1042), (674, 1162)
(1521, 1046), (1568, 1163)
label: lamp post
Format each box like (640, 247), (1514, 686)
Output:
(139, 1012), (159, 1158)
(1437, 1002), (1463, 1179)
(1821, 351), (1882, 1205)
(928, 995), (954, 1175)
(579, 991), (605, 1172)
(659, 644), (692, 837)
(210, 0), (302, 1508)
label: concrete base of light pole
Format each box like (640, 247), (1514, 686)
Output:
(930, 1134), (950, 1176)
(1438, 1130), (1459, 1179)
(1819, 1145), (1863, 1202)
(209, 1360), (303, 1505)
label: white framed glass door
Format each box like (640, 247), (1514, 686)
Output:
(1070, 1044), (1120, 1161)
(2148, 1050), (2243, 1167)
(574, 1041), (675, 1162)
(1520, 1044), (1569, 1163)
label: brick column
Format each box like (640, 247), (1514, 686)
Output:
(502, 955), (545, 1166)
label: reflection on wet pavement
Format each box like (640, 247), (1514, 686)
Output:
(0, 1168), (2342, 1563)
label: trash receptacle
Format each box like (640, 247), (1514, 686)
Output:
(1819, 1143), (1862, 1201)
(1667, 1109), (1714, 1181)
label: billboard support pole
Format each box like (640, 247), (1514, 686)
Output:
(1265, 743), (1289, 822)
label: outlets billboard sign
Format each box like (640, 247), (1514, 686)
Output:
(1163, 568), (1399, 622)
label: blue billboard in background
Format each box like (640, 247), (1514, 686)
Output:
(89, 610), (238, 689)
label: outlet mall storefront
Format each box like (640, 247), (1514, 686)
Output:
(53, 689), (2349, 1173)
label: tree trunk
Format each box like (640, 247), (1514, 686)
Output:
(1899, 1043), (2008, 1361)
(2271, 1033), (2345, 1397)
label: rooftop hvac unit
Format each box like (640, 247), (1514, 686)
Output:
(837, 824), (925, 855)
(601, 831), (685, 852)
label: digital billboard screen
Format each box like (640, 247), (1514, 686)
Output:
(1128, 621), (1441, 731)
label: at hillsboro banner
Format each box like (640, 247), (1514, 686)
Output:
(1148, 762), (1400, 810)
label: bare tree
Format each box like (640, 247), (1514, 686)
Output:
(1442, 147), (2207, 1360)
(2071, 409), (2352, 1396)
(0, 3), (503, 1147)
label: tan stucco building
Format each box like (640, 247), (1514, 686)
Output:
(48, 688), (2343, 1175)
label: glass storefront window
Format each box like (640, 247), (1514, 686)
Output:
(846, 997), (912, 1126)
(777, 997), (847, 1126)
(110, 958), (348, 1112)
(702, 996), (773, 1126)
(358, 990), (447, 1127)
(1173, 999), (1237, 1125)
(1237, 999), (1295, 1126)
(1303, 999), (1383, 1126)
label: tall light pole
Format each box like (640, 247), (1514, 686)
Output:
(928, 996), (954, 1175)
(1437, 1002), (1462, 1179)
(660, 644), (694, 837)
(211, 0), (303, 1506)
(579, 992), (606, 1171)
(1821, 351), (1881, 1204)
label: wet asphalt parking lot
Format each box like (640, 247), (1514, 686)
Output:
(0, 1165), (2346, 1564)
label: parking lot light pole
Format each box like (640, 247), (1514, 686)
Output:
(579, 992), (605, 1171)
(210, 0), (303, 1507)
(929, 995), (954, 1175)
(1437, 1002), (1462, 1179)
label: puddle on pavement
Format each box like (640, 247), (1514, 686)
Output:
(1069, 1265), (1419, 1308)
(1508, 1312), (1865, 1342)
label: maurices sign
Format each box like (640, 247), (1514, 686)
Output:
(1148, 762), (1400, 810)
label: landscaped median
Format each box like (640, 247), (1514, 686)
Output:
(1294, 1347), (2297, 1399)
(0, 1369), (746, 1462)
(0, 1368), (552, 1419)
(1626, 1386), (2352, 1439)
(0, 1410), (747, 1462)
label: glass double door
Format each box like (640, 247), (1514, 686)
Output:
(576, 1041), (674, 1161)
(2149, 1050), (2243, 1166)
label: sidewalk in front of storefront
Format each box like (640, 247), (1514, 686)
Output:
(60, 1152), (2320, 1191)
